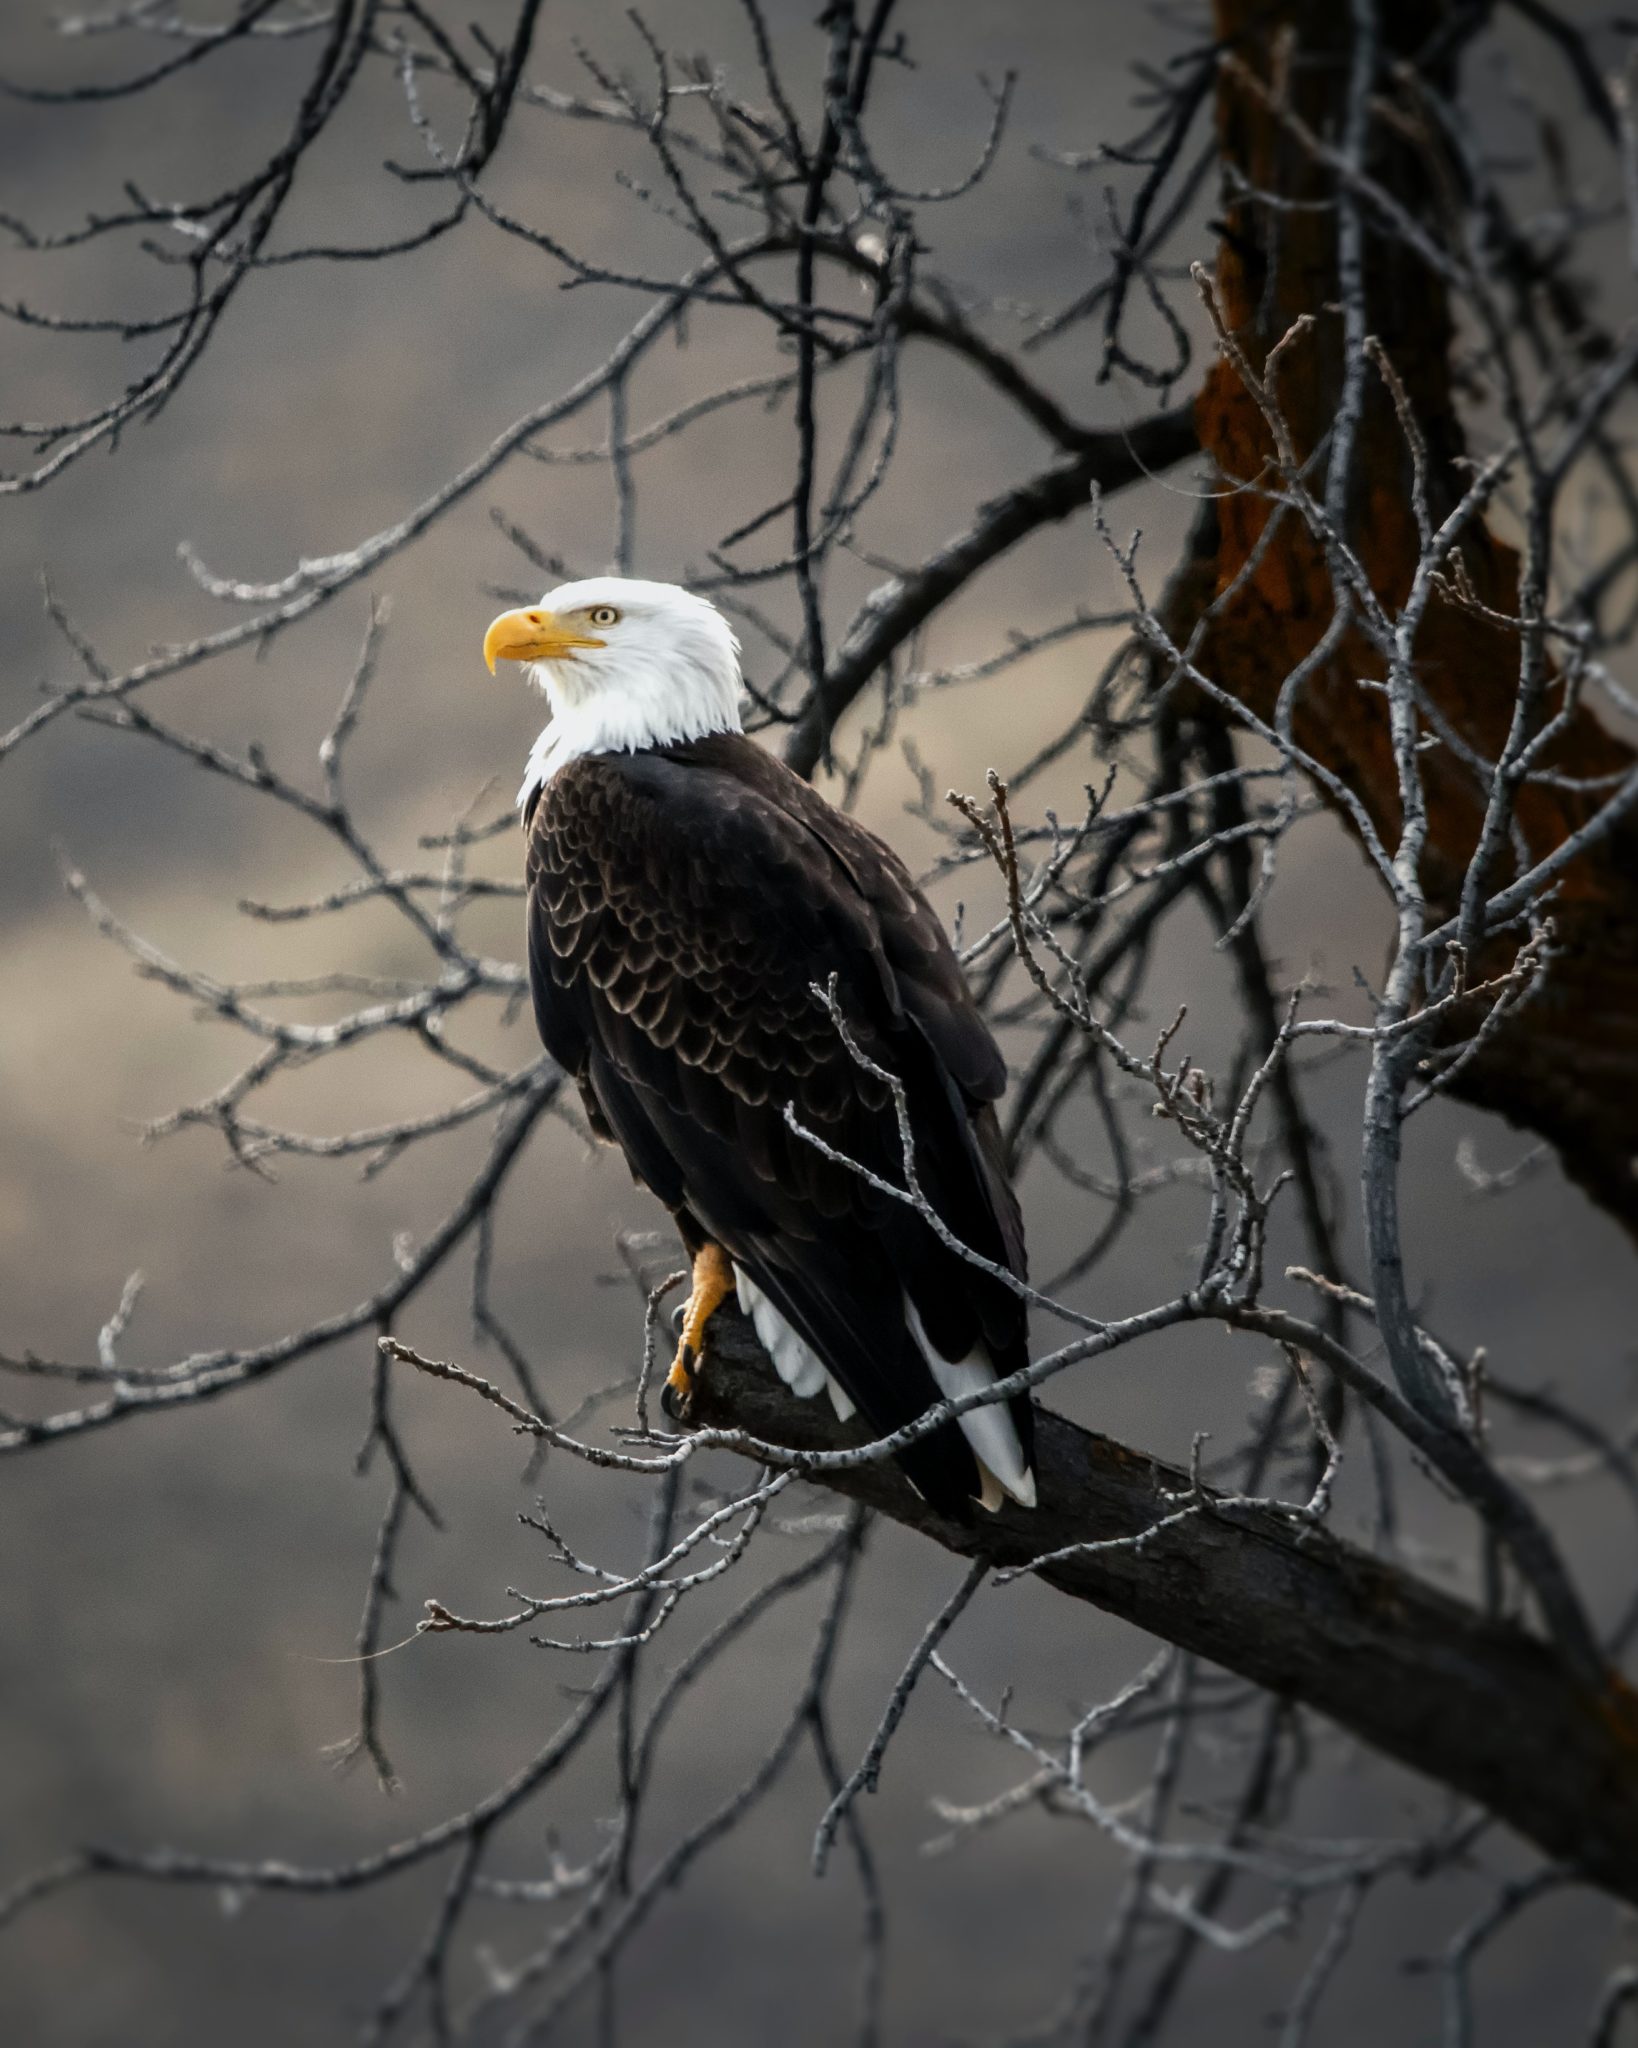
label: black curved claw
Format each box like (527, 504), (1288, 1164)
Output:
(661, 1345), (696, 1423)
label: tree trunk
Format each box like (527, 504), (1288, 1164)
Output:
(1183, 0), (1638, 1239)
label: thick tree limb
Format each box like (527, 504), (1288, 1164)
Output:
(690, 1307), (1638, 1907)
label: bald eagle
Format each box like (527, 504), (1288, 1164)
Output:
(485, 577), (1035, 1517)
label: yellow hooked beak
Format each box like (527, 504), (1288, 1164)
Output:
(482, 607), (606, 673)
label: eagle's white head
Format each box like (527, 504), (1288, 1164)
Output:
(484, 576), (744, 806)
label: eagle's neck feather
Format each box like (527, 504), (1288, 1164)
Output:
(518, 644), (742, 807)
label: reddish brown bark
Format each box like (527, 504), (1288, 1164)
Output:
(1185, 2), (1638, 1237)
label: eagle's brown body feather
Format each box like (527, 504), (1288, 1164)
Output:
(525, 732), (1032, 1514)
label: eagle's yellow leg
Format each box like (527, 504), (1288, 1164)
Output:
(665, 1242), (735, 1414)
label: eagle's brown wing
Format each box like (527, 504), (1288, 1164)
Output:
(525, 732), (1031, 1514)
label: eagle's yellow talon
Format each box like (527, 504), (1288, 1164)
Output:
(663, 1243), (733, 1421)
(664, 1340), (696, 1417)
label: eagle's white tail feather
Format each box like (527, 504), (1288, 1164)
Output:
(905, 1297), (1036, 1510)
(734, 1267), (855, 1420)
(728, 1266), (1032, 1501)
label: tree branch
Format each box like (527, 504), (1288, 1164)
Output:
(689, 1306), (1638, 1908)
(783, 406), (1196, 777)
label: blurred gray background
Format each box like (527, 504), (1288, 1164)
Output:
(2, 3), (1634, 2043)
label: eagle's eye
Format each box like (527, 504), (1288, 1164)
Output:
(587, 605), (620, 628)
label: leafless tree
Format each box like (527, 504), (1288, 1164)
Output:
(5, 2), (1638, 2043)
